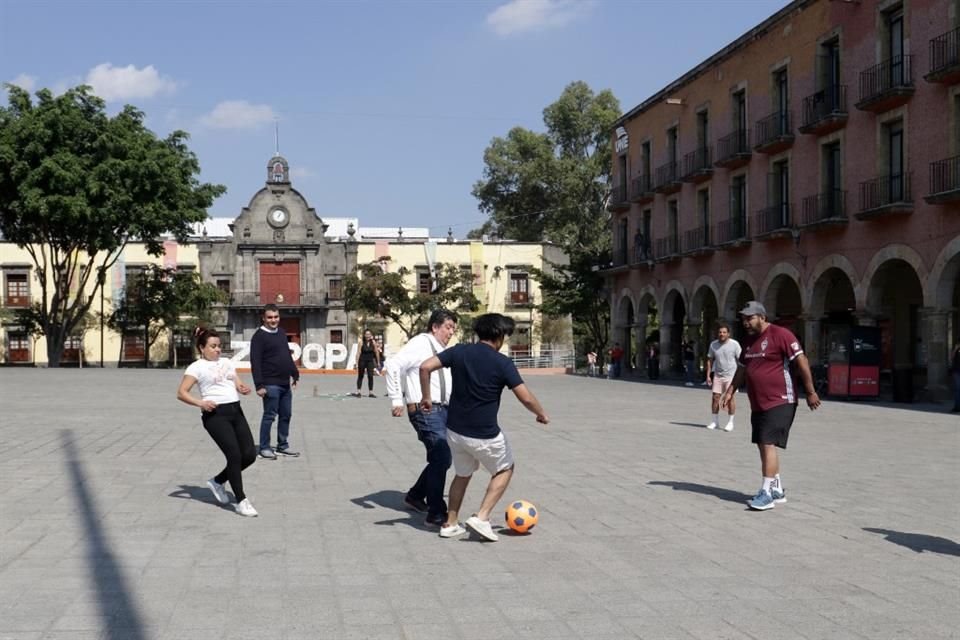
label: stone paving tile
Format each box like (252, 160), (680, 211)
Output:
(1, 369), (958, 640)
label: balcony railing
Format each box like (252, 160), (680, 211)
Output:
(630, 174), (654, 201)
(754, 204), (793, 238)
(681, 147), (713, 181)
(608, 181), (629, 211)
(231, 291), (332, 307)
(801, 190), (847, 226)
(683, 226), (713, 254)
(857, 173), (913, 218)
(754, 110), (794, 153)
(611, 246), (629, 267)
(715, 129), (751, 167)
(857, 55), (914, 111)
(926, 156), (960, 204)
(716, 216), (749, 245)
(3, 294), (31, 308)
(505, 292), (534, 307)
(800, 85), (848, 134)
(927, 26), (960, 82)
(653, 236), (681, 260)
(631, 243), (653, 264)
(654, 161), (681, 192)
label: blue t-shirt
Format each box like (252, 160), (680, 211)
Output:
(437, 343), (524, 439)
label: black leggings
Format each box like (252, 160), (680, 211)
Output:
(202, 402), (256, 501)
(356, 358), (376, 391)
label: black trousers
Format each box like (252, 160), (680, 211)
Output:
(202, 402), (256, 501)
(356, 358), (377, 391)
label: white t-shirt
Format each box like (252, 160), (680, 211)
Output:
(708, 338), (742, 378)
(184, 358), (240, 405)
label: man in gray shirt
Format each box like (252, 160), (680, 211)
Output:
(704, 321), (741, 431)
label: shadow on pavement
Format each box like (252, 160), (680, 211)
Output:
(863, 528), (960, 556)
(669, 421), (708, 429)
(62, 430), (146, 640)
(168, 484), (236, 512)
(350, 489), (410, 512)
(648, 480), (752, 504)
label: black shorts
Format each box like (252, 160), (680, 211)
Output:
(751, 403), (798, 449)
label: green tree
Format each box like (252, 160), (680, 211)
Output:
(344, 260), (480, 340)
(472, 81), (620, 354)
(0, 85), (225, 366)
(166, 270), (229, 368)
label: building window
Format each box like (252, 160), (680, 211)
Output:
(330, 330), (343, 344)
(696, 110), (709, 150)
(886, 119), (905, 199)
(769, 160), (790, 226)
(698, 189), (711, 244)
(5, 273), (29, 307)
(885, 6), (905, 70)
(641, 140), (652, 178)
(459, 266), (474, 293)
(730, 174), (748, 238)
(510, 325), (531, 357)
(417, 271), (432, 294)
(820, 38), (841, 89)
(328, 278), (343, 299)
(510, 272), (529, 304)
(774, 67), (789, 133)
(7, 332), (30, 363)
(667, 126), (678, 165)
(667, 200), (679, 254)
(733, 89), (748, 142)
(216, 279), (230, 294)
(122, 333), (146, 361)
(822, 141), (843, 199)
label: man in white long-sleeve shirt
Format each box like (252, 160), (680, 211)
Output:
(384, 309), (458, 527)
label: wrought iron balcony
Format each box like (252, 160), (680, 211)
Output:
(754, 110), (794, 154)
(611, 246), (629, 268)
(630, 174), (654, 203)
(653, 236), (681, 261)
(505, 292), (535, 307)
(608, 180), (630, 212)
(715, 216), (750, 247)
(800, 190), (848, 228)
(715, 129), (751, 168)
(925, 156), (960, 204)
(926, 26), (960, 83)
(753, 204), (793, 240)
(800, 85), (848, 135)
(856, 55), (914, 112)
(681, 147), (713, 183)
(856, 173), (913, 219)
(230, 291), (332, 307)
(654, 161), (681, 194)
(3, 294), (31, 308)
(682, 226), (714, 255)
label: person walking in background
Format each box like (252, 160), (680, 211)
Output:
(177, 328), (258, 517)
(353, 329), (382, 398)
(251, 304), (300, 460)
(720, 302), (820, 511)
(384, 309), (458, 528)
(705, 321), (741, 432)
(646, 341), (660, 380)
(609, 342), (624, 378)
(586, 350), (598, 377)
(951, 343), (960, 413)
(683, 340), (697, 386)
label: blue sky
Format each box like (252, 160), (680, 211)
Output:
(1, 0), (788, 236)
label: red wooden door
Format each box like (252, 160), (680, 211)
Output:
(259, 261), (300, 305)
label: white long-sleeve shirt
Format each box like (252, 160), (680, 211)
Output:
(384, 333), (452, 408)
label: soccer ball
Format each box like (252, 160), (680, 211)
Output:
(505, 500), (538, 534)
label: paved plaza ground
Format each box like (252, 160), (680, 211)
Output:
(0, 368), (958, 640)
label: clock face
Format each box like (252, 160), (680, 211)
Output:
(269, 209), (288, 227)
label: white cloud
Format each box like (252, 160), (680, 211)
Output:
(290, 166), (314, 179)
(84, 63), (176, 102)
(486, 0), (593, 36)
(8, 73), (37, 92)
(199, 100), (276, 130)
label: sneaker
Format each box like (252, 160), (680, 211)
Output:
(685, 382), (695, 387)
(259, 448), (277, 460)
(235, 498), (258, 517)
(706, 422), (717, 430)
(275, 447), (300, 457)
(439, 523), (466, 538)
(403, 494), (428, 513)
(723, 422), (734, 432)
(367, 392), (377, 398)
(771, 488), (787, 504)
(424, 513), (445, 527)
(206, 478), (229, 505)
(748, 490), (775, 511)
(465, 515), (499, 542)
(351, 391), (362, 398)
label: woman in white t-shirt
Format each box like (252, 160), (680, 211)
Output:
(177, 328), (258, 517)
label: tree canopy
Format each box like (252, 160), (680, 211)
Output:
(0, 85), (225, 366)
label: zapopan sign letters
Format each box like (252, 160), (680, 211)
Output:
(231, 342), (382, 370)
(615, 126), (629, 154)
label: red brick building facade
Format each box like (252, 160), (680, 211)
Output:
(604, 0), (960, 400)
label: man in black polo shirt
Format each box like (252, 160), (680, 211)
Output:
(419, 313), (549, 542)
(250, 304), (300, 459)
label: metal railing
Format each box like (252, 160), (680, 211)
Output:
(610, 181), (629, 207)
(230, 291), (333, 306)
(801, 85), (847, 129)
(2, 294), (31, 308)
(504, 292), (535, 307)
(717, 216), (748, 244)
(716, 129), (750, 163)
(801, 189), (847, 224)
(630, 174), (653, 199)
(929, 26), (960, 76)
(612, 246), (628, 267)
(859, 54), (914, 103)
(654, 161), (679, 189)
(683, 226), (711, 252)
(681, 147), (713, 178)
(754, 110), (792, 148)
(929, 156), (960, 196)
(510, 349), (575, 370)
(755, 204), (792, 234)
(631, 244), (652, 264)
(654, 236), (681, 259)
(858, 173), (912, 211)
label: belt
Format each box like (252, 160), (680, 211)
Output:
(407, 403), (448, 413)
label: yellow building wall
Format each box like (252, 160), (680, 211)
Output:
(0, 241), (200, 366)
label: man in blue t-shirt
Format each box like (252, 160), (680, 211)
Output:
(419, 313), (549, 542)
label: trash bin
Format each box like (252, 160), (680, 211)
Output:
(892, 367), (913, 403)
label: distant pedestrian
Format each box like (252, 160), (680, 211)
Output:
(177, 328), (258, 517)
(683, 340), (696, 386)
(251, 304), (300, 459)
(705, 321), (741, 431)
(951, 343), (960, 413)
(353, 329), (382, 398)
(609, 342), (624, 378)
(720, 301), (820, 511)
(646, 341), (660, 380)
(586, 350), (598, 377)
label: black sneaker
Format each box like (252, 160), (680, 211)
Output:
(275, 448), (300, 458)
(424, 513), (445, 527)
(367, 392), (377, 398)
(403, 495), (428, 513)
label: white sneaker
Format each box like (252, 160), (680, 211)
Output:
(706, 422), (717, 430)
(723, 422), (734, 432)
(235, 498), (258, 517)
(206, 478), (229, 505)
(465, 515), (499, 542)
(685, 382), (694, 387)
(439, 523), (466, 538)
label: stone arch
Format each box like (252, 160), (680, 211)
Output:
(660, 280), (688, 325)
(614, 288), (636, 328)
(759, 262), (806, 312)
(926, 235), (960, 309)
(688, 275), (721, 320)
(807, 254), (859, 318)
(661, 283), (689, 375)
(635, 285), (658, 316)
(861, 244), (928, 312)
(719, 269), (759, 320)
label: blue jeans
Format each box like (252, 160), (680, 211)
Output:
(259, 384), (293, 451)
(406, 406), (451, 518)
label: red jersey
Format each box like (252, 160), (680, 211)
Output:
(739, 324), (804, 412)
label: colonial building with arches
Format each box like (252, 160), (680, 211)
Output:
(604, 0), (960, 401)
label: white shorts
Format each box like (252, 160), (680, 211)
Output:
(447, 430), (515, 477)
(712, 375), (735, 394)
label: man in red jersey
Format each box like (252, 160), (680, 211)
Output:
(720, 301), (821, 510)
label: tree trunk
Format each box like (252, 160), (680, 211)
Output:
(45, 326), (66, 368)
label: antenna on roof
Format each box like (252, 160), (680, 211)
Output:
(274, 118), (280, 156)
